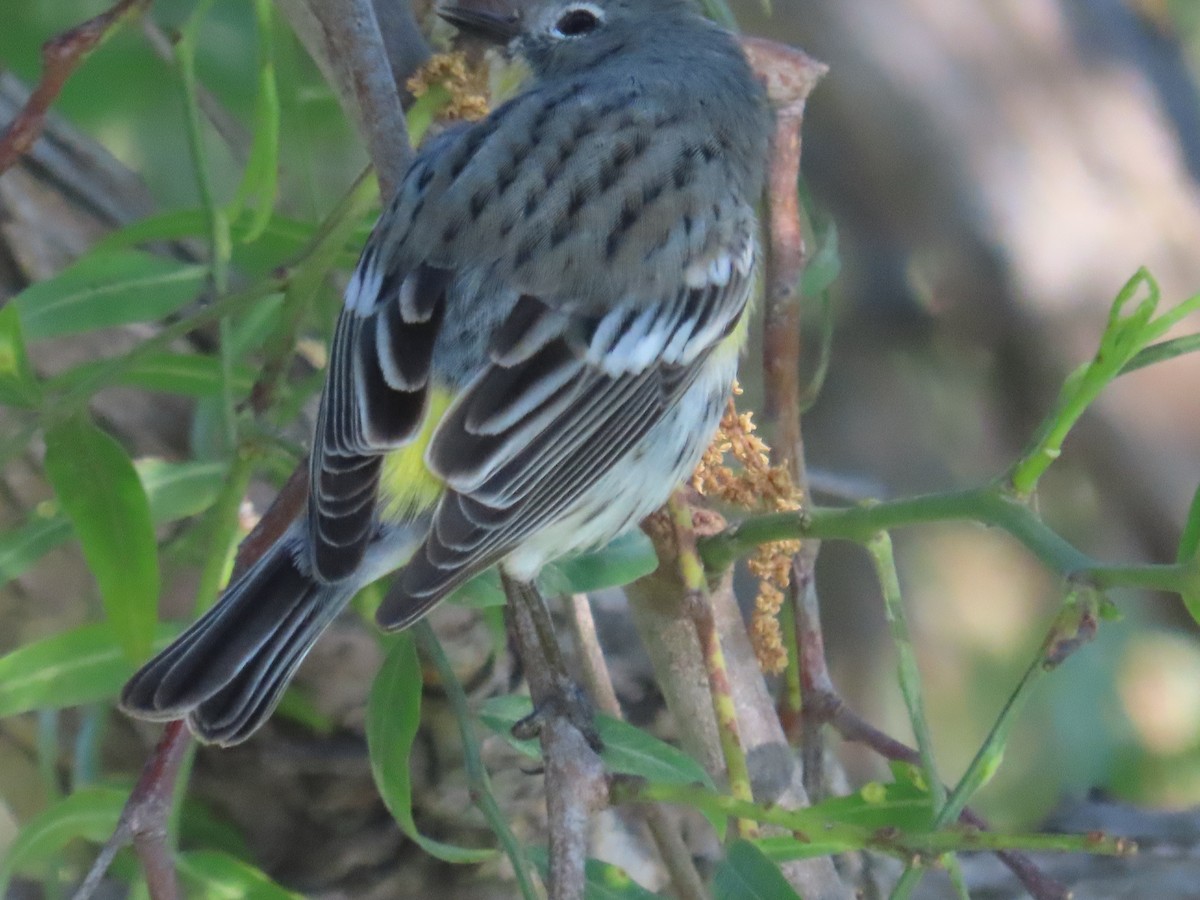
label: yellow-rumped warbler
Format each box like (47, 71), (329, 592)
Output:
(121, 0), (772, 745)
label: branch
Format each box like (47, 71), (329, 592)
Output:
(611, 778), (1134, 861)
(565, 594), (708, 900)
(275, 0), (427, 199)
(699, 487), (1199, 597)
(502, 576), (606, 900)
(71, 721), (190, 900)
(0, 0), (151, 176)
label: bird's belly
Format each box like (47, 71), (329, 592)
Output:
(502, 349), (739, 581)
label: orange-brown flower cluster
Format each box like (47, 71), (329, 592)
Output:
(692, 383), (803, 674)
(406, 52), (490, 121)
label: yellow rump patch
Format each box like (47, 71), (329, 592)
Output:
(378, 387), (452, 518)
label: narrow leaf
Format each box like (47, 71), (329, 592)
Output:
(0, 622), (180, 717)
(228, 0), (281, 243)
(448, 569), (507, 610)
(57, 352), (255, 398)
(177, 850), (304, 899)
(1179, 484), (1200, 624)
(14, 249), (207, 340)
(540, 530), (660, 595)
(528, 849), (659, 899)
(0, 305), (41, 406)
(44, 417), (159, 662)
(479, 694), (713, 789)
(0, 511), (72, 587)
(366, 634), (494, 863)
(0, 786), (126, 894)
(1120, 334), (1200, 376)
(93, 209), (365, 270)
(713, 840), (801, 900)
(137, 458), (230, 523)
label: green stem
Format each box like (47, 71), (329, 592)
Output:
(613, 779), (1131, 858)
(700, 486), (1197, 600)
(413, 622), (539, 900)
(192, 450), (255, 615)
(868, 532), (948, 900)
(866, 532), (945, 811)
(702, 488), (1091, 576)
(779, 593), (803, 736)
(668, 495), (756, 836)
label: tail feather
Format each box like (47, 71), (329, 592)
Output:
(188, 597), (340, 746)
(120, 533), (354, 745)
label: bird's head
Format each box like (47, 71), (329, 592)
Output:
(438, 0), (699, 77)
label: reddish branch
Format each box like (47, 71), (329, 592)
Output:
(0, 0), (151, 177)
(73, 459), (310, 900)
(735, 36), (1069, 900)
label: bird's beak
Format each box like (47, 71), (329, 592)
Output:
(437, 2), (522, 44)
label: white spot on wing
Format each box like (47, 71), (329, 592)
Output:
(346, 263), (382, 315)
(684, 263), (709, 289)
(708, 254), (732, 287)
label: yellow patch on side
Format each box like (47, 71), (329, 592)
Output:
(712, 307), (754, 364)
(378, 387), (453, 519)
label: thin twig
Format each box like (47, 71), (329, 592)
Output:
(307, 0), (412, 199)
(75, 452), (312, 900)
(667, 495), (756, 837)
(503, 576), (606, 900)
(0, 0), (151, 176)
(740, 34), (833, 805)
(72, 721), (190, 900)
(805, 641), (1074, 900)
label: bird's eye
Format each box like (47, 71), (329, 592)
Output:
(553, 6), (601, 36)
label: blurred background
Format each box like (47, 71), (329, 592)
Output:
(2, 0), (1200, 894)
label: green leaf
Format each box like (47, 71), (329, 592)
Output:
(540, 530), (660, 595)
(177, 850), (304, 899)
(0, 305), (41, 407)
(479, 695), (713, 789)
(448, 568), (507, 610)
(92, 208), (216, 249)
(178, 799), (252, 860)
(0, 459), (226, 592)
(14, 249), (207, 340)
(800, 217), (841, 298)
(94, 211), (366, 274)
(713, 840), (801, 900)
(0, 785), (126, 894)
(57, 352), (256, 398)
(366, 634), (494, 863)
(1179, 484), (1200, 624)
(804, 771), (935, 832)
(137, 458), (230, 523)
(0, 622), (180, 717)
(228, 0), (281, 244)
(273, 686), (336, 735)
(227, 293), (285, 357)
(0, 509), (72, 587)
(527, 848), (660, 899)
(44, 417), (160, 662)
(406, 83), (452, 146)
(1120, 334), (1200, 376)
(696, 0), (738, 28)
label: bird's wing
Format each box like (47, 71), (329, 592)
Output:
(375, 227), (756, 628)
(307, 254), (453, 581)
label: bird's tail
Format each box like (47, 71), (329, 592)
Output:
(120, 532), (355, 746)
